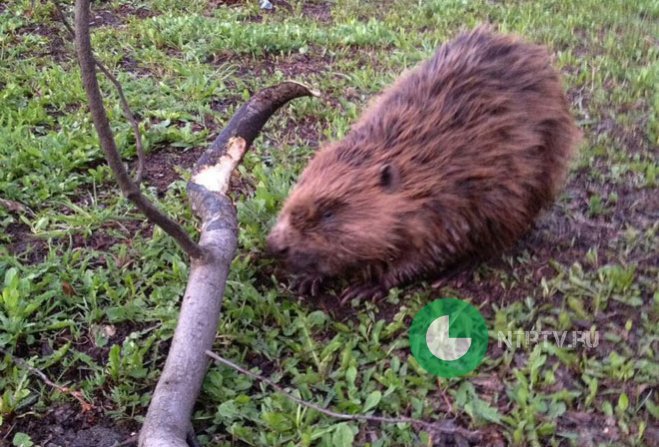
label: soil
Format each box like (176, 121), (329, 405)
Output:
(4, 405), (137, 447)
(141, 147), (205, 193)
(14, 19), (71, 63)
(207, 0), (252, 9)
(6, 222), (49, 265)
(89, 4), (157, 28)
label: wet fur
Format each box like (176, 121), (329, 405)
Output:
(268, 27), (581, 300)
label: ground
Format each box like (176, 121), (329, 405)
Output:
(0, 0), (657, 446)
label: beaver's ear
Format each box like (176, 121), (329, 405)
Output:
(379, 163), (399, 191)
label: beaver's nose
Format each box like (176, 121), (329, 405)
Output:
(266, 233), (289, 257)
(271, 245), (289, 257)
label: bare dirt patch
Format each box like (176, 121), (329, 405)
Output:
(15, 20), (71, 63)
(90, 4), (157, 28)
(2, 405), (136, 447)
(300, 1), (332, 23)
(208, 0), (249, 8)
(211, 50), (332, 80)
(6, 222), (49, 265)
(141, 147), (204, 193)
(115, 3), (157, 21)
(90, 9), (122, 28)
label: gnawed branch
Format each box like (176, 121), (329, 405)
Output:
(139, 80), (317, 445)
(74, 2), (316, 446)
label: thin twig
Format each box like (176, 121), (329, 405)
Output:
(205, 350), (480, 440)
(571, 212), (618, 231)
(1, 422), (16, 442)
(53, 0), (146, 184)
(110, 435), (138, 447)
(74, 0), (204, 259)
(0, 197), (34, 216)
(0, 347), (94, 412)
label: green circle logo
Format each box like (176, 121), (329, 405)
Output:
(409, 298), (488, 377)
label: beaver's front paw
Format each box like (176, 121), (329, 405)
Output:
(339, 282), (387, 304)
(291, 275), (325, 297)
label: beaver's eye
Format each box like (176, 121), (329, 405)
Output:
(379, 163), (399, 191)
(317, 199), (344, 223)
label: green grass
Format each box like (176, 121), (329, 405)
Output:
(1, 0), (658, 446)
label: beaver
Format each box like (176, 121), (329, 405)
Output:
(267, 27), (581, 302)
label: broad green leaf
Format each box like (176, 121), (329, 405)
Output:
(331, 423), (355, 447)
(363, 390), (382, 412)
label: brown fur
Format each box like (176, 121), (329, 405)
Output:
(267, 27), (581, 300)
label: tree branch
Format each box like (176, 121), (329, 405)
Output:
(55, 0), (146, 184)
(193, 81), (319, 174)
(74, 0), (203, 259)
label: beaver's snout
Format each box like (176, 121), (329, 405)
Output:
(273, 246), (318, 272)
(267, 237), (290, 258)
(267, 228), (322, 274)
(266, 221), (291, 258)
